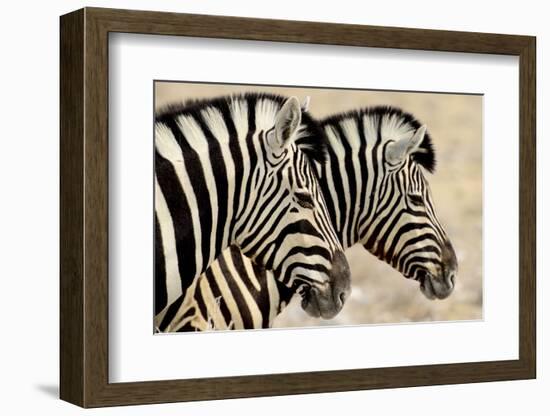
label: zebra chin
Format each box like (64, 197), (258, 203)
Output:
(299, 250), (351, 319)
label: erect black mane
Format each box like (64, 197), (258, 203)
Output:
(155, 92), (328, 165)
(321, 105), (436, 173)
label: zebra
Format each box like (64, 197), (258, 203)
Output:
(163, 105), (458, 331)
(154, 93), (351, 332)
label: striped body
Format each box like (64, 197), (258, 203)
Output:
(166, 106), (458, 331)
(154, 94), (350, 331)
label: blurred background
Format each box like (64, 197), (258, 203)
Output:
(155, 81), (483, 328)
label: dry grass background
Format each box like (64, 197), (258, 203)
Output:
(155, 81), (483, 328)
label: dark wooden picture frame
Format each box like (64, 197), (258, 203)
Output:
(60, 7), (536, 408)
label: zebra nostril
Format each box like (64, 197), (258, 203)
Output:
(446, 272), (455, 288)
(339, 291), (346, 305)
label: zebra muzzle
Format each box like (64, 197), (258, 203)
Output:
(418, 241), (458, 300)
(301, 250), (351, 319)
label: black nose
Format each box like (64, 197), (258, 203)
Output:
(441, 240), (457, 290)
(330, 250), (351, 309)
(339, 291), (347, 304)
(442, 240), (458, 273)
(444, 271), (456, 289)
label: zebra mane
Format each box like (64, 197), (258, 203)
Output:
(322, 106), (436, 173)
(155, 92), (328, 165)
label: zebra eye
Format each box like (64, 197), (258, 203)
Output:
(408, 194), (424, 206)
(295, 191), (315, 209)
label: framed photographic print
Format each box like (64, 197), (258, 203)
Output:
(60, 7), (536, 407)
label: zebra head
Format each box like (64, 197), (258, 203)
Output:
(359, 109), (457, 300)
(235, 95), (350, 319)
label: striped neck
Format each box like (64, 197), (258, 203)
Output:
(317, 115), (382, 249)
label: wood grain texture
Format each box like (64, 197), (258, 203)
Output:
(59, 8), (84, 406)
(83, 9), (110, 406)
(518, 38), (536, 376)
(87, 7), (532, 54)
(59, 7), (537, 408)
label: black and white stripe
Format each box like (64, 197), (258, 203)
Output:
(166, 106), (458, 331)
(154, 93), (351, 332)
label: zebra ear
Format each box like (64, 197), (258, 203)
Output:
(301, 96), (311, 112)
(269, 96), (302, 151)
(385, 125), (427, 165)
